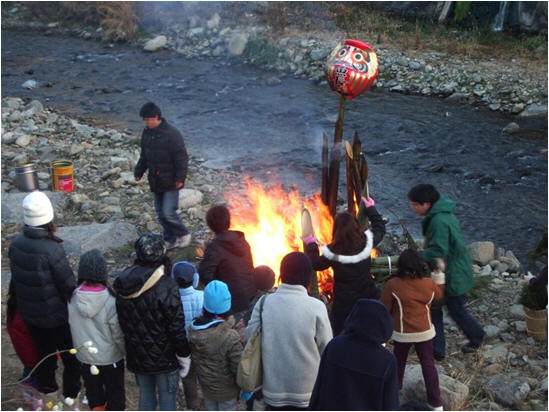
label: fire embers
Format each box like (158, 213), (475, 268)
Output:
(325, 39), (378, 99)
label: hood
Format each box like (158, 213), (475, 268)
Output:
(322, 229), (373, 264)
(73, 287), (110, 319)
(113, 265), (157, 297)
(190, 316), (235, 354)
(215, 231), (250, 257)
(344, 299), (393, 344)
(427, 196), (455, 217)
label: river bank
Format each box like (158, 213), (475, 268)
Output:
(2, 2), (548, 119)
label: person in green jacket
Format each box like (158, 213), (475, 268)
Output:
(408, 184), (485, 359)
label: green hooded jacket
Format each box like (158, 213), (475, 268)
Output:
(421, 197), (474, 296)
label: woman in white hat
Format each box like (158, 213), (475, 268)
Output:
(8, 191), (81, 402)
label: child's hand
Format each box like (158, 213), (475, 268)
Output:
(361, 196), (375, 208)
(176, 355), (191, 378)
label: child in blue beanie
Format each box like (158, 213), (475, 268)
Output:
(189, 280), (244, 410)
(172, 261), (204, 410)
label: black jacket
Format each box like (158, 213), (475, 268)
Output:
(113, 264), (191, 374)
(134, 118), (188, 193)
(309, 299), (399, 411)
(198, 230), (256, 312)
(306, 206), (385, 317)
(8, 226), (76, 328)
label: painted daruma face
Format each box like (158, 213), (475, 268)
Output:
(325, 39), (378, 100)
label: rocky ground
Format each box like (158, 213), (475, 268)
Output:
(1, 98), (547, 410)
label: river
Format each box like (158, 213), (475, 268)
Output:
(2, 30), (547, 263)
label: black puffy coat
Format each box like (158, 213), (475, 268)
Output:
(113, 264), (191, 374)
(198, 230), (256, 312)
(134, 118), (188, 193)
(306, 206), (385, 318)
(8, 226), (76, 328)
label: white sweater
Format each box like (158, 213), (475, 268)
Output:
(246, 283), (332, 408)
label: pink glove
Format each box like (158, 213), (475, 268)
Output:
(361, 196), (375, 208)
(301, 234), (318, 246)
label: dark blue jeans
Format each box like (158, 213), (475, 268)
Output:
(431, 295), (485, 357)
(153, 190), (189, 243)
(135, 370), (179, 411)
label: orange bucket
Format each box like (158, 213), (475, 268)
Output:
(51, 160), (74, 192)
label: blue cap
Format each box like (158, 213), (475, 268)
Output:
(203, 280), (231, 315)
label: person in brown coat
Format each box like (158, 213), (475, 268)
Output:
(189, 280), (243, 410)
(380, 249), (445, 410)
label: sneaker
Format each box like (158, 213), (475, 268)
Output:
(175, 234), (192, 248)
(430, 405), (443, 411)
(461, 342), (480, 354)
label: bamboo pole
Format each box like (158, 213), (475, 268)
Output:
(345, 148), (354, 214)
(327, 95), (346, 216)
(321, 132), (329, 206)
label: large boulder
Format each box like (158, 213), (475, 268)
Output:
(518, 104), (547, 118)
(467, 241), (495, 265)
(483, 375), (531, 407)
(400, 364), (469, 410)
(57, 222), (138, 258)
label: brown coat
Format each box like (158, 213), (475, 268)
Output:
(188, 316), (243, 401)
(380, 277), (444, 343)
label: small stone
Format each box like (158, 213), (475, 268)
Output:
(502, 122), (520, 134)
(144, 35), (167, 52)
(15, 134), (31, 147)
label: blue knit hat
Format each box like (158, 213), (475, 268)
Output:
(203, 280), (231, 315)
(172, 261), (199, 289)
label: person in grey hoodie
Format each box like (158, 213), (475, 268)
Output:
(68, 249), (125, 411)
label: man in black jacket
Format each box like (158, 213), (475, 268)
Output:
(135, 102), (191, 249)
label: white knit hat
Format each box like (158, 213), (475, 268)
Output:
(22, 191), (54, 226)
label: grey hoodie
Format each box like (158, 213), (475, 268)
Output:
(68, 286), (125, 365)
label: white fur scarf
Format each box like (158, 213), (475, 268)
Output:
(321, 229), (374, 264)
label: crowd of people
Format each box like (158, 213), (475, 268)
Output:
(7, 179), (498, 411)
(6, 102), (500, 411)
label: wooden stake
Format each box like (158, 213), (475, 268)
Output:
(328, 95), (346, 216)
(345, 147), (354, 214)
(321, 132), (329, 206)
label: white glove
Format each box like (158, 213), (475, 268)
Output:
(176, 355), (191, 378)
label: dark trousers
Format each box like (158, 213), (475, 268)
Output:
(81, 360), (125, 410)
(153, 190), (189, 243)
(431, 295), (485, 357)
(332, 312), (348, 336)
(26, 323), (81, 398)
(393, 339), (443, 408)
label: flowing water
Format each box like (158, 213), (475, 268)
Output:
(2, 30), (547, 263)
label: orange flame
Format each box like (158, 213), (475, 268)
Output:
(225, 178), (378, 298)
(225, 179), (334, 295)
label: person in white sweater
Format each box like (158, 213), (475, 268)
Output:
(246, 252), (332, 410)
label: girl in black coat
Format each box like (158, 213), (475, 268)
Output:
(305, 196), (385, 335)
(8, 191), (81, 400)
